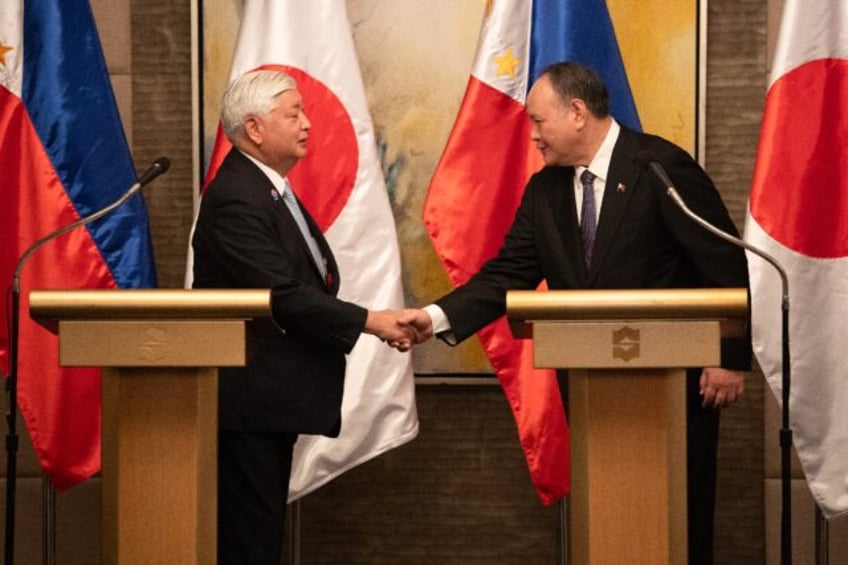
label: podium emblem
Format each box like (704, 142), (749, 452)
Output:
(612, 326), (640, 361)
(138, 327), (168, 362)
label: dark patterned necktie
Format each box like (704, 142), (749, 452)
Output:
(580, 169), (597, 268)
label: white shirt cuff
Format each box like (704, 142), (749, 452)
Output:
(423, 304), (458, 345)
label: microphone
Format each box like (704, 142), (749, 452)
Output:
(643, 155), (787, 287)
(4, 157), (170, 564)
(136, 156), (171, 188)
(644, 154), (795, 563)
(12, 156), (170, 290)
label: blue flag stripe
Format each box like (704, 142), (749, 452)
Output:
(22, 0), (156, 287)
(529, 0), (642, 131)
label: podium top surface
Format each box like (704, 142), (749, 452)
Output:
(506, 288), (748, 321)
(29, 289), (271, 321)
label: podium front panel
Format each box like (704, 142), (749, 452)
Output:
(533, 320), (721, 368)
(58, 320), (247, 366)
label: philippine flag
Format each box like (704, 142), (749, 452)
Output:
(424, 0), (640, 504)
(202, 0), (418, 501)
(0, 0), (157, 490)
(745, 0), (848, 519)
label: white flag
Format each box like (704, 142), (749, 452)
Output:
(745, 0), (848, 519)
(209, 0), (418, 501)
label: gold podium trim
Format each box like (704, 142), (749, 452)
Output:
(30, 288), (270, 320)
(507, 287), (747, 320)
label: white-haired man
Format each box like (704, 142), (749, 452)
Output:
(193, 68), (411, 564)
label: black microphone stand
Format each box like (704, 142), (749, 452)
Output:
(665, 185), (792, 565)
(4, 157), (169, 565)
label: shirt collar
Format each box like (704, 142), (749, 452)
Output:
(576, 119), (621, 183)
(239, 149), (290, 195)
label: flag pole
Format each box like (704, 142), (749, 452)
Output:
(4, 281), (21, 565)
(558, 498), (568, 565)
(42, 476), (56, 565)
(289, 500), (302, 565)
(778, 277), (792, 565)
(815, 505), (829, 565)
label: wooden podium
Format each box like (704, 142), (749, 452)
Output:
(507, 288), (747, 565)
(30, 289), (271, 565)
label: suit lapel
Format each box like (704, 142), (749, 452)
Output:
(587, 128), (642, 284)
(544, 167), (588, 285)
(233, 151), (334, 291)
(301, 203), (339, 293)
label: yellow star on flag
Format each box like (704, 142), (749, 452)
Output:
(493, 46), (520, 80)
(0, 43), (13, 66)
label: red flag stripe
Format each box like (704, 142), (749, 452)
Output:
(425, 77), (543, 282)
(0, 86), (112, 490)
(425, 75), (569, 504)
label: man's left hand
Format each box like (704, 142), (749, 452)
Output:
(700, 367), (744, 409)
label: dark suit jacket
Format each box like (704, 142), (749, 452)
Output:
(192, 148), (367, 435)
(437, 126), (751, 369)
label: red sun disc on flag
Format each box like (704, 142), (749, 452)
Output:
(750, 59), (848, 258)
(262, 64), (359, 233)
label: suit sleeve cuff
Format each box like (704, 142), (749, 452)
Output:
(424, 304), (458, 346)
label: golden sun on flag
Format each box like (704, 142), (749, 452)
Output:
(493, 46), (520, 79)
(0, 43), (13, 66)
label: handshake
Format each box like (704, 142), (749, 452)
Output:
(364, 309), (434, 352)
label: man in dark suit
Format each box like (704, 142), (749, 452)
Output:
(403, 62), (750, 565)
(192, 68), (412, 565)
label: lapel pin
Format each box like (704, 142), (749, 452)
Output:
(616, 182), (626, 193)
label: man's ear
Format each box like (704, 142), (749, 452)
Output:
(570, 98), (589, 124)
(243, 115), (263, 145)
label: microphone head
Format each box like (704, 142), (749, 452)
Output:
(641, 155), (675, 191)
(136, 156), (171, 188)
(153, 156), (171, 174)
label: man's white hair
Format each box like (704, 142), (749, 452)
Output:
(220, 69), (297, 141)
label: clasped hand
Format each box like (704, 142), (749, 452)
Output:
(364, 309), (434, 352)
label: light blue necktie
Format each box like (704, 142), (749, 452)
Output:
(580, 169), (597, 268)
(281, 181), (327, 279)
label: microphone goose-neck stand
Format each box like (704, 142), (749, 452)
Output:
(664, 182), (792, 565)
(4, 157), (169, 565)
(647, 160), (793, 565)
